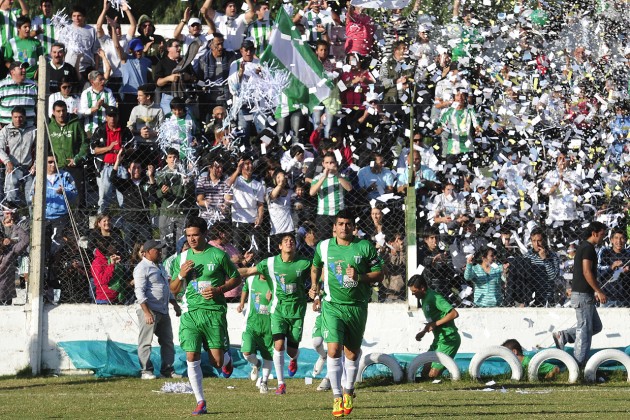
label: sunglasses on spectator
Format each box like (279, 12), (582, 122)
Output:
(47, 160), (56, 164)
(60, 85), (71, 90)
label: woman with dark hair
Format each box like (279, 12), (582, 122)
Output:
(90, 213), (127, 256)
(464, 247), (509, 307)
(48, 76), (80, 117)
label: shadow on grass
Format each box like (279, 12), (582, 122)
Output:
(0, 376), (127, 391)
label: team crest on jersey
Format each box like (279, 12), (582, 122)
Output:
(330, 261), (344, 286)
(207, 263), (216, 271)
(276, 274), (287, 292)
(354, 256), (362, 264)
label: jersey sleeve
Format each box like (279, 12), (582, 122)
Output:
(256, 258), (274, 290)
(242, 276), (250, 293)
(171, 254), (182, 279)
(364, 241), (384, 272)
(433, 292), (454, 317)
(222, 251), (240, 280)
(313, 242), (323, 268)
(538, 360), (557, 376)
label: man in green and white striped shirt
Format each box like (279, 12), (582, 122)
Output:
(30, 0), (55, 55)
(309, 152), (352, 240)
(0, 61), (36, 127)
(248, 2), (272, 56)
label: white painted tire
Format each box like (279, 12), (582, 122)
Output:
(356, 353), (404, 383)
(584, 349), (630, 383)
(406, 351), (461, 382)
(527, 349), (579, 383)
(468, 346), (523, 380)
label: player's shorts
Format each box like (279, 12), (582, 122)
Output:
(312, 313), (323, 339)
(242, 317), (273, 361)
(428, 333), (461, 370)
(271, 312), (304, 345)
(179, 309), (229, 353)
(321, 301), (367, 350)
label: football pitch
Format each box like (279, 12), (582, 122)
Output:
(0, 376), (629, 419)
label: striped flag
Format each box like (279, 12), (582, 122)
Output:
(260, 8), (332, 119)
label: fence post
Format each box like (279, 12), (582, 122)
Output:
(405, 97), (417, 309)
(29, 56), (49, 375)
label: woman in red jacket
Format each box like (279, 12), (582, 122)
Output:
(91, 237), (123, 304)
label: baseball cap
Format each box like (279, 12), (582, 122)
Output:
(105, 106), (119, 116)
(143, 239), (165, 252)
(8, 61), (28, 71)
(129, 39), (144, 52)
(188, 17), (202, 26)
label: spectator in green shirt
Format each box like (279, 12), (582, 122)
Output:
(409, 274), (461, 378)
(3, 15), (43, 80)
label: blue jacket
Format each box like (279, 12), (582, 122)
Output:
(43, 170), (78, 219)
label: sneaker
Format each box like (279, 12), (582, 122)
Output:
(250, 360), (261, 381)
(141, 372), (156, 380)
(288, 359), (298, 377)
(259, 382), (269, 394)
(317, 377), (331, 391)
(221, 357), (233, 378)
(332, 397), (344, 417)
(343, 392), (354, 416)
(192, 400), (207, 416)
(164, 372), (183, 379)
(313, 356), (326, 376)
(275, 383), (286, 395)
(553, 332), (565, 349)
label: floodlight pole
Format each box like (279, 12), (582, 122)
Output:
(29, 56), (48, 376)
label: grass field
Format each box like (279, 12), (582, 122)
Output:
(1, 375), (629, 419)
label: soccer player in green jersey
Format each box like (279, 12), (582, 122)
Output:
(408, 274), (461, 379)
(239, 232), (311, 395)
(237, 274), (274, 393)
(170, 216), (241, 416)
(310, 209), (384, 417)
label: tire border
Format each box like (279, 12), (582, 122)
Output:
(468, 345), (523, 380)
(356, 352), (404, 383)
(584, 349), (630, 383)
(527, 348), (580, 383)
(406, 351), (461, 382)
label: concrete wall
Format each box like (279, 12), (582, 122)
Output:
(3, 303), (629, 375)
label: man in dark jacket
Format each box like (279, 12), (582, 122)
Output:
(194, 33), (237, 122)
(90, 106), (134, 214)
(48, 100), (89, 207)
(111, 148), (157, 248)
(417, 227), (457, 304)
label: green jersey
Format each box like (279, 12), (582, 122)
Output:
(313, 237), (383, 306)
(4, 37), (43, 80)
(173, 246), (240, 314)
(421, 288), (458, 338)
(256, 255), (310, 319)
(243, 274), (272, 324)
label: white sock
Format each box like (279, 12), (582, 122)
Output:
(273, 349), (285, 384)
(245, 354), (259, 366)
(262, 359), (272, 382)
(340, 353), (346, 386)
(343, 351), (361, 392)
(327, 356), (343, 397)
(222, 351), (232, 368)
(187, 360), (204, 403)
(313, 337), (327, 358)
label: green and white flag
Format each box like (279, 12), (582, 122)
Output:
(260, 8), (332, 119)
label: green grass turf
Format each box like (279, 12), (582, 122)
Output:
(0, 375), (629, 419)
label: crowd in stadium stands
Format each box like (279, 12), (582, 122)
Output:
(0, 0), (629, 308)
